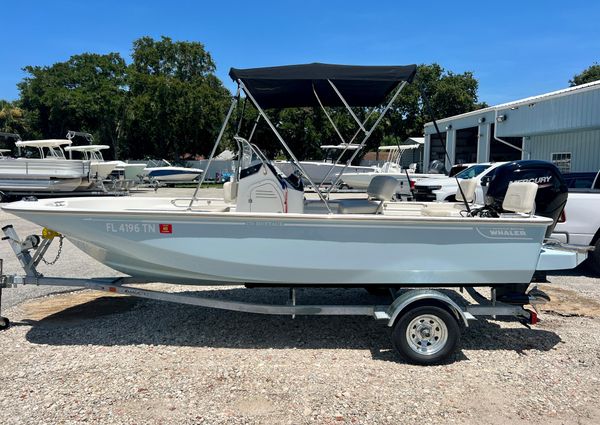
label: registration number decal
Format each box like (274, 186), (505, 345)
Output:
(105, 223), (166, 233)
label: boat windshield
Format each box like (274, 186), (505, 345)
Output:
(456, 164), (491, 179)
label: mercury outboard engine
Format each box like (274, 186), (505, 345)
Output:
(428, 160), (446, 174)
(482, 160), (568, 238)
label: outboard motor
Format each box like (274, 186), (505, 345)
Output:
(483, 160), (568, 238)
(428, 160), (446, 174)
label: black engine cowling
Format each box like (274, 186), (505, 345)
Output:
(483, 160), (568, 237)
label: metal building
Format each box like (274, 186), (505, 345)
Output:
(423, 80), (600, 173)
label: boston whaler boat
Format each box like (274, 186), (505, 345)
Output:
(0, 63), (590, 364)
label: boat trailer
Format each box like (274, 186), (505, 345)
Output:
(0, 225), (549, 365)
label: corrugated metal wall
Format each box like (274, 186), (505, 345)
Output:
(497, 86), (600, 137)
(528, 129), (600, 172)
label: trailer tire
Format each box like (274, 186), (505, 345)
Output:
(0, 317), (9, 330)
(392, 306), (460, 365)
(588, 238), (600, 276)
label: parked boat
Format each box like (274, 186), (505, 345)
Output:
(2, 62), (588, 365)
(0, 139), (91, 193)
(341, 145), (446, 195)
(274, 144), (376, 185)
(143, 160), (203, 182)
(64, 145), (119, 180)
(3, 63), (581, 285)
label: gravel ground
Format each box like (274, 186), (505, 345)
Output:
(1, 188), (599, 424)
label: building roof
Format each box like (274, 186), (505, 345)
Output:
(425, 79), (600, 127)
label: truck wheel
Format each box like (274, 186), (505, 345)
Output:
(588, 239), (600, 276)
(392, 306), (460, 365)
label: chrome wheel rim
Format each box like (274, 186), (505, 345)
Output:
(406, 314), (448, 356)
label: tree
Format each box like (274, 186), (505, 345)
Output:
(569, 63), (600, 86)
(121, 36), (231, 159)
(17, 53), (127, 157)
(0, 100), (35, 142)
(382, 64), (486, 149)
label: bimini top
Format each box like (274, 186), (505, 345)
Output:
(229, 63), (417, 108)
(64, 145), (110, 152)
(15, 139), (72, 148)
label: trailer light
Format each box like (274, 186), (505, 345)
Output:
(410, 180), (415, 189)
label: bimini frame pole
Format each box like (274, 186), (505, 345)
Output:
(312, 84), (378, 192)
(238, 80), (333, 213)
(188, 87), (240, 209)
(326, 80), (408, 196)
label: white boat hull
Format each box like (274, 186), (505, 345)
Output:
(143, 167), (203, 182)
(0, 158), (90, 192)
(342, 172), (447, 192)
(3, 197), (552, 286)
(274, 161), (375, 185)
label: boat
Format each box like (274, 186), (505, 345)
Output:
(2, 63), (582, 285)
(1, 63), (589, 365)
(143, 160), (203, 182)
(64, 144), (119, 180)
(0, 139), (91, 193)
(0, 149), (12, 159)
(274, 143), (376, 185)
(340, 145), (447, 195)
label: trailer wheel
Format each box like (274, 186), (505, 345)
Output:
(588, 239), (600, 276)
(0, 317), (9, 331)
(392, 306), (460, 365)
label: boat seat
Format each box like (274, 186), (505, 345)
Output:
(456, 179), (477, 203)
(502, 182), (538, 214)
(337, 175), (398, 214)
(421, 179), (478, 217)
(223, 181), (238, 203)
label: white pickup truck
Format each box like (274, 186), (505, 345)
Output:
(412, 162), (507, 203)
(551, 171), (600, 274)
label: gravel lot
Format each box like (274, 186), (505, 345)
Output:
(1, 188), (599, 424)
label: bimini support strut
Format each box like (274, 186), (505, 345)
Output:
(188, 87), (241, 209)
(325, 80), (408, 196)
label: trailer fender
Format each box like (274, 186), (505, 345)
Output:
(386, 289), (470, 328)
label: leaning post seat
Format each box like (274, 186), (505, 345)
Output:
(337, 175), (398, 214)
(455, 178), (477, 203)
(501, 182), (538, 214)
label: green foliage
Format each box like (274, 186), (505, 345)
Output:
(121, 36), (231, 159)
(18, 53), (127, 157)
(0, 100), (34, 143)
(569, 63), (600, 86)
(383, 64), (486, 148)
(6, 40), (485, 161)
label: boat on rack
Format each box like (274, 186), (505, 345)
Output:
(64, 144), (119, 180)
(2, 63), (584, 285)
(0, 139), (91, 193)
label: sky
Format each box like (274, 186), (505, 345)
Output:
(1, 0), (599, 106)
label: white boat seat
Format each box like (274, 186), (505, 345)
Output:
(502, 182), (538, 214)
(456, 179), (477, 203)
(223, 181), (238, 203)
(337, 176), (398, 214)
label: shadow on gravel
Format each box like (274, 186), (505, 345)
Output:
(547, 263), (598, 278)
(22, 287), (561, 362)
